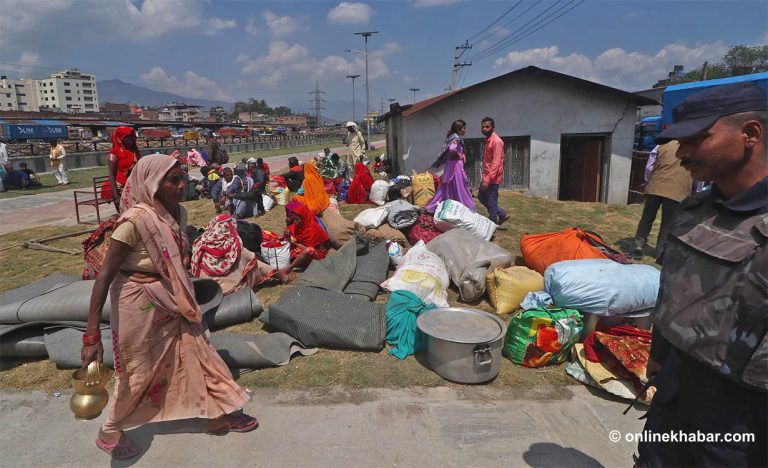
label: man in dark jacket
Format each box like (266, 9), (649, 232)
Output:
(636, 82), (767, 467)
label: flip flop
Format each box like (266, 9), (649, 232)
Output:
(207, 414), (259, 435)
(95, 435), (141, 460)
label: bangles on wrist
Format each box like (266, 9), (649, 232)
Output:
(82, 332), (102, 346)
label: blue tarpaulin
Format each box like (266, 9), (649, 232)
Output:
(0, 119), (68, 140)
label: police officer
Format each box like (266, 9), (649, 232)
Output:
(637, 82), (767, 466)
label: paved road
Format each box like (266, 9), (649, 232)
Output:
(0, 146), (349, 236)
(0, 385), (646, 467)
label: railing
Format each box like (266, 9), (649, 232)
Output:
(628, 150), (651, 204)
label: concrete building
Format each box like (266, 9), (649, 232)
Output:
(238, 112), (269, 124)
(380, 66), (656, 204)
(0, 77), (40, 112)
(37, 69), (99, 113)
(159, 102), (204, 122)
(272, 115), (307, 127)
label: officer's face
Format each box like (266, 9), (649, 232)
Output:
(675, 119), (747, 182)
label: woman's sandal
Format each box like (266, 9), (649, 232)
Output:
(95, 435), (141, 460)
(207, 413), (259, 435)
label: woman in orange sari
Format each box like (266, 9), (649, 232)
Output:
(291, 161), (329, 214)
(105, 126), (141, 211)
(82, 155), (256, 460)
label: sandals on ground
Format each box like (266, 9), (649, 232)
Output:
(95, 434), (141, 460)
(207, 413), (259, 435)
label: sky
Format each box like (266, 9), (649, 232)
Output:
(1, 0), (766, 121)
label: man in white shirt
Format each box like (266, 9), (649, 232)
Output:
(49, 139), (68, 185)
(0, 140), (8, 192)
(345, 122), (366, 168)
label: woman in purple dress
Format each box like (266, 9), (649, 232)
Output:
(425, 119), (476, 214)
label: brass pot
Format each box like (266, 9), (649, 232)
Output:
(70, 361), (110, 420)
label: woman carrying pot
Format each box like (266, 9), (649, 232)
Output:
(81, 155), (257, 460)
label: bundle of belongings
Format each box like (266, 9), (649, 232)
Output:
(567, 325), (655, 404)
(520, 227), (629, 274)
(0, 275), (316, 369)
(260, 234), (389, 350)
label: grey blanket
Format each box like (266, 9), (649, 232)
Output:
(261, 286), (386, 350)
(385, 199), (419, 230)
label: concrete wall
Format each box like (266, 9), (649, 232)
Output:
(393, 74), (638, 204)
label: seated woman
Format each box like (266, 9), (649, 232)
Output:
(346, 162), (374, 204)
(291, 161), (329, 215)
(280, 200), (331, 275)
(190, 214), (287, 293)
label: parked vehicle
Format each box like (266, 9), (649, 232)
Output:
(139, 127), (172, 138)
(68, 126), (93, 140)
(217, 127), (249, 137)
(171, 129), (185, 139)
(633, 116), (662, 151)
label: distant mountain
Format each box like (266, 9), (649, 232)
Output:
(97, 79), (233, 110)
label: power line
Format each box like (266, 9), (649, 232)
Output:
(471, 0), (539, 46)
(469, 0), (583, 63)
(465, 1), (523, 42)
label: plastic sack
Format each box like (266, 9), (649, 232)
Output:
(434, 199), (497, 241)
(486, 267), (544, 315)
(353, 207), (388, 229)
(544, 259), (661, 316)
(261, 240), (291, 269)
(322, 210), (360, 249)
(381, 240), (449, 307)
(262, 194), (275, 212)
(503, 307), (583, 367)
(385, 199), (419, 230)
(407, 213), (441, 245)
(412, 171), (435, 208)
(521, 291), (553, 310)
(427, 228), (512, 302)
(270, 186), (289, 205)
(520, 227), (629, 275)
(370, 180), (389, 206)
(386, 241), (403, 268)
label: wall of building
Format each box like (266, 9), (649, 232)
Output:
(394, 74), (638, 204)
(0, 78), (39, 112)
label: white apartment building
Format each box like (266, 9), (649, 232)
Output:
(159, 102), (204, 122)
(0, 76), (40, 111)
(37, 69), (99, 113)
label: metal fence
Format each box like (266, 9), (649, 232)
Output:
(628, 150), (651, 204)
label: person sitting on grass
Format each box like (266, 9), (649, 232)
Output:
(283, 156), (304, 192)
(346, 161), (374, 204)
(1, 164), (29, 189)
(19, 163), (41, 187)
(280, 200), (331, 277)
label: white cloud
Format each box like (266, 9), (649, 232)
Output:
(371, 42), (402, 58)
(262, 10), (299, 37)
(206, 17), (237, 36)
(412, 0), (460, 6)
(493, 42), (728, 91)
(2, 51), (43, 77)
(139, 66), (232, 101)
(327, 2), (374, 25)
(245, 18), (260, 36)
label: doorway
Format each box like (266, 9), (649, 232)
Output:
(558, 135), (607, 202)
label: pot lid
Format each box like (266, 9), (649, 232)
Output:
(417, 308), (504, 344)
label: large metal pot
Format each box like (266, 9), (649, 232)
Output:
(417, 307), (507, 384)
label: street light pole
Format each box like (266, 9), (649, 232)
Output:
(409, 88), (420, 104)
(355, 31), (378, 146)
(346, 74), (360, 122)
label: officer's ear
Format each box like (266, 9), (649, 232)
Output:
(742, 119), (764, 149)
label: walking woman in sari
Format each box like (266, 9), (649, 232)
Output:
(82, 155), (257, 460)
(425, 119), (476, 214)
(346, 162), (374, 204)
(280, 200), (331, 275)
(105, 126), (142, 211)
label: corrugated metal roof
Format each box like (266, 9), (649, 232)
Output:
(401, 90), (462, 117)
(31, 119), (67, 125)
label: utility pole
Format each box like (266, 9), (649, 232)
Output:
(450, 40), (472, 91)
(308, 80), (325, 128)
(409, 88), (420, 103)
(354, 31), (378, 147)
(346, 74), (360, 122)
(702, 61), (709, 81)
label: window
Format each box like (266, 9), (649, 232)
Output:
(66, 97), (72, 101)
(463, 136), (531, 189)
(78, 98), (81, 101)
(64, 81), (71, 86)
(5, 93), (9, 98)
(17, 93), (25, 96)
(65, 89), (71, 94)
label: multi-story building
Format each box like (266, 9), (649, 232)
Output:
(37, 69), (99, 113)
(0, 76), (40, 112)
(271, 114), (307, 127)
(238, 112), (269, 124)
(159, 102), (203, 122)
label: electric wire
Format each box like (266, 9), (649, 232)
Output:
(466, 1), (523, 43)
(471, 0), (542, 46)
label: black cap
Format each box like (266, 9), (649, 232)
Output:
(655, 82), (767, 144)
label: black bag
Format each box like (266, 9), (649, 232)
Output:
(236, 220), (262, 254)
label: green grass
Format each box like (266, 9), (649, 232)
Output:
(0, 169), (660, 391)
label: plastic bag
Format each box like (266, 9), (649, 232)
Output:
(544, 259), (660, 316)
(370, 180), (389, 206)
(262, 194), (275, 212)
(434, 199), (497, 241)
(412, 171), (435, 208)
(353, 207), (388, 229)
(427, 228), (512, 302)
(486, 267), (544, 315)
(381, 240), (449, 307)
(261, 240), (291, 269)
(503, 307), (583, 367)
(386, 241), (403, 268)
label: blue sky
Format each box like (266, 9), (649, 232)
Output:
(1, 0), (766, 120)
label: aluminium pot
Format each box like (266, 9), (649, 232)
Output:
(416, 307), (507, 384)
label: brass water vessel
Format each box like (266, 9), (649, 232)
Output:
(70, 361), (110, 420)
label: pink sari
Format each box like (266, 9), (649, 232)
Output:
(102, 155), (247, 433)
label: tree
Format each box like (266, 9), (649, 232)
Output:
(677, 44), (768, 84)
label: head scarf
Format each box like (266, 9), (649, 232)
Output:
(286, 200), (329, 248)
(110, 126), (141, 185)
(190, 214), (243, 278)
(292, 162), (329, 215)
(346, 162), (375, 204)
(118, 154), (200, 322)
(431, 133), (463, 173)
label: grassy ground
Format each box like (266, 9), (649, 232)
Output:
(0, 137), (385, 200)
(0, 160), (659, 392)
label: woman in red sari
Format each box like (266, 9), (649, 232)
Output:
(346, 162), (374, 204)
(280, 200), (331, 275)
(105, 126), (141, 211)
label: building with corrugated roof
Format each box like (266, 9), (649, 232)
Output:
(379, 66), (657, 204)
